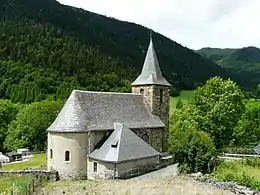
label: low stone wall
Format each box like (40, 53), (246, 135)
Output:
(190, 173), (260, 195)
(0, 170), (59, 181)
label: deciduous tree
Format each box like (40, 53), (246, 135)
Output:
(192, 77), (245, 149)
(4, 100), (63, 151)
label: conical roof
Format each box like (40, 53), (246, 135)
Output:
(88, 123), (161, 163)
(132, 37), (171, 86)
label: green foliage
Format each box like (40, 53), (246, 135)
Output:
(0, 175), (28, 194)
(4, 100), (63, 151)
(0, 0), (238, 104)
(192, 77), (245, 149)
(0, 100), (21, 152)
(175, 99), (184, 109)
(211, 159), (260, 190)
(197, 47), (260, 90)
(234, 101), (260, 147)
(169, 105), (217, 174)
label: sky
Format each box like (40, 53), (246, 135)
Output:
(58, 0), (260, 50)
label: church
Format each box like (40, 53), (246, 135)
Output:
(47, 36), (171, 180)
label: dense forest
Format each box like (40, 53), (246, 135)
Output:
(197, 47), (260, 92)
(0, 0), (246, 103)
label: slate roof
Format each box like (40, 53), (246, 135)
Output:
(254, 144), (260, 154)
(88, 123), (161, 163)
(131, 37), (171, 87)
(47, 90), (164, 132)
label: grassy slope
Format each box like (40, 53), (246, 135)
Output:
(211, 159), (260, 190)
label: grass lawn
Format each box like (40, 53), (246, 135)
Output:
(170, 90), (193, 115)
(2, 153), (47, 171)
(211, 158), (260, 190)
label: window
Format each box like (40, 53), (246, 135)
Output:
(111, 141), (118, 148)
(93, 162), (97, 172)
(140, 88), (144, 95)
(65, 150), (70, 161)
(160, 89), (163, 103)
(141, 133), (149, 143)
(50, 149), (53, 159)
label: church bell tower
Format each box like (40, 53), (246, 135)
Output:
(131, 33), (171, 152)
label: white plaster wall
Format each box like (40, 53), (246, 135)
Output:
(47, 132), (89, 180)
(87, 158), (114, 180)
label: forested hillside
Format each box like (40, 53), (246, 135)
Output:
(0, 0), (234, 103)
(197, 47), (260, 90)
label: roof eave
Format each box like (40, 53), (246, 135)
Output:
(88, 154), (161, 164)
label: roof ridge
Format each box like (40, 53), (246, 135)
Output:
(73, 90), (142, 96)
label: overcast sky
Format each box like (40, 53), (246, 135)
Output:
(58, 0), (260, 50)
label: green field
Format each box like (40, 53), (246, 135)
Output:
(170, 90), (194, 115)
(2, 154), (47, 171)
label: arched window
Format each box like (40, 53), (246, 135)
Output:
(140, 88), (144, 95)
(160, 89), (163, 103)
(65, 150), (70, 161)
(50, 149), (53, 159)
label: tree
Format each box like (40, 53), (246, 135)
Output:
(4, 100), (63, 151)
(175, 99), (184, 109)
(234, 102), (260, 147)
(256, 84), (260, 99)
(169, 105), (217, 173)
(0, 100), (21, 152)
(192, 77), (245, 149)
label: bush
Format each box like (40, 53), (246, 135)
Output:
(169, 107), (217, 173)
(175, 100), (184, 109)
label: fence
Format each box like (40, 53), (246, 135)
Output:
(10, 176), (41, 195)
(1, 170), (58, 195)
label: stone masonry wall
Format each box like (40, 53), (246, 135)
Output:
(133, 128), (163, 153)
(132, 85), (170, 152)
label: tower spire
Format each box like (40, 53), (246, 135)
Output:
(150, 29), (152, 41)
(131, 31), (171, 87)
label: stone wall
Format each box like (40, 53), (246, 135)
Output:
(132, 85), (170, 152)
(133, 128), (163, 153)
(190, 173), (260, 195)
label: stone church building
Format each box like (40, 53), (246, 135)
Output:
(47, 37), (171, 180)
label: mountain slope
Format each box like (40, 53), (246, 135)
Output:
(197, 47), (260, 89)
(0, 0), (234, 102)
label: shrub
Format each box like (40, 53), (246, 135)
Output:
(175, 100), (184, 109)
(169, 107), (217, 174)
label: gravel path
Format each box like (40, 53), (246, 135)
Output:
(43, 164), (235, 195)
